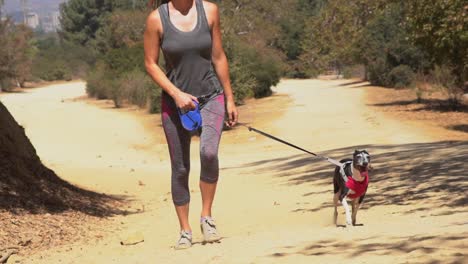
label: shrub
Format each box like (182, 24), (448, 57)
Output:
(251, 55), (282, 98)
(104, 44), (145, 75)
(86, 62), (109, 100)
(342, 65), (365, 79)
(118, 70), (154, 108)
(388, 65), (415, 89)
(223, 33), (282, 102)
(229, 60), (256, 105)
(367, 58), (390, 87)
(411, 72), (432, 103)
(430, 64), (464, 108)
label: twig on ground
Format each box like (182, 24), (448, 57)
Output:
(0, 249), (18, 263)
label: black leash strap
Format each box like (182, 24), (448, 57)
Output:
(243, 125), (318, 156)
(238, 123), (343, 167)
(203, 108), (343, 167)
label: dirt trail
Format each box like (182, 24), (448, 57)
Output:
(1, 80), (466, 263)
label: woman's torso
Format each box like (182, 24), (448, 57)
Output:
(158, 0), (222, 98)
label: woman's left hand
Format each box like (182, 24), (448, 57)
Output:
(225, 99), (238, 127)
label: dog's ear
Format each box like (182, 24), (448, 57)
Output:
(363, 150), (371, 160)
(354, 149), (360, 155)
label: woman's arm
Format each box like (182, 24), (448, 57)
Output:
(144, 10), (198, 111)
(206, 2), (238, 127)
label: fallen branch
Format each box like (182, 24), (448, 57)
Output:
(0, 249), (18, 263)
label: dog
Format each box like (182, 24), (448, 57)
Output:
(333, 150), (371, 226)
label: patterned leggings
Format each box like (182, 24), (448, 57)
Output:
(161, 93), (225, 206)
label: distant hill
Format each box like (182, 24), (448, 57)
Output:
(4, 0), (66, 14)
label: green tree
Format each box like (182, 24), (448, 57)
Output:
(406, 0), (467, 87)
(59, 0), (148, 47)
(354, 4), (428, 87)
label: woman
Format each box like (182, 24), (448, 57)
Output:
(144, 0), (238, 249)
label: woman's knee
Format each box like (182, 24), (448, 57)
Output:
(200, 147), (218, 164)
(173, 166), (190, 179)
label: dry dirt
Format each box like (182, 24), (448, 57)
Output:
(1, 79), (466, 263)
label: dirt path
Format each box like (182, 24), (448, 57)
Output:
(1, 80), (466, 263)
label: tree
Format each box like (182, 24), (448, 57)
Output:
(59, 0), (149, 47)
(0, 19), (34, 90)
(354, 4), (427, 87)
(59, 0), (113, 46)
(406, 0), (467, 87)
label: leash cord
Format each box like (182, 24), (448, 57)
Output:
(202, 107), (343, 167)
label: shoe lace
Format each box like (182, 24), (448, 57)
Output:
(179, 231), (192, 244)
(204, 219), (217, 234)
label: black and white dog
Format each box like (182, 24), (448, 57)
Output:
(333, 150), (371, 226)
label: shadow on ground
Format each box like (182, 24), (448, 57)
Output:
(370, 98), (468, 113)
(449, 124), (468, 133)
(232, 141), (467, 213)
(269, 234), (466, 263)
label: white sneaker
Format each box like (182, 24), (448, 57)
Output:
(175, 230), (192, 250)
(200, 217), (220, 242)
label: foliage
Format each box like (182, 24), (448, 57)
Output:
(388, 65), (415, 89)
(58, 0), (467, 109)
(32, 34), (93, 81)
(86, 61), (112, 100)
(0, 18), (35, 90)
(224, 32), (281, 101)
(406, 0), (467, 87)
(430, 64), (464, 108)
(354, 4), (427, 87)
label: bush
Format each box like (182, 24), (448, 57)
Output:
(229, 61), (256, 105)
(430, 64), (464, 108)
(0, 78), (16, 92)
(357, 3), (428, 88)
(388, 65), (415, 89)
(367, 58), (390, 87)
(251, 55), (282, 98)
(104, 44), (145, 75)
(32, 36), (93, 81)
(223, 32), (283, 102)
(342, 65), (365, 79)
(86, 62), (110, 100)
(411, 72), (432, 103)
(118, 70), (154, 108)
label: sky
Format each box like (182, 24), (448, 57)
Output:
(3, 0), (66, 14)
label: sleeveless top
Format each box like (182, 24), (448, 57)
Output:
(158, 0), (223, 98)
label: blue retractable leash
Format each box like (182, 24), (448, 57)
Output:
(178, 90), (222, 132)
(178, 100), (203, 131)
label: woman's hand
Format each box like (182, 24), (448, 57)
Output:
(174, 91), (198, 111)
(225, 99), (238, 127)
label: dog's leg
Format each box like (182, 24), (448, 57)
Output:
(351, 199), (359, 226)
(333, 192), (340, 226)
(341, 197), (352, 226)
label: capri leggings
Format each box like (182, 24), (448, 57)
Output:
(161, 93), (225, 206)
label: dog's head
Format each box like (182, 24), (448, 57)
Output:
(353, 150), (371, 172)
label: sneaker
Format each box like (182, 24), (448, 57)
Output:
(200, 217), (220, 242)
(175, 230), (192, 250)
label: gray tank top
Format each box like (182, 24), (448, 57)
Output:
(158, 0), (223, 98)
